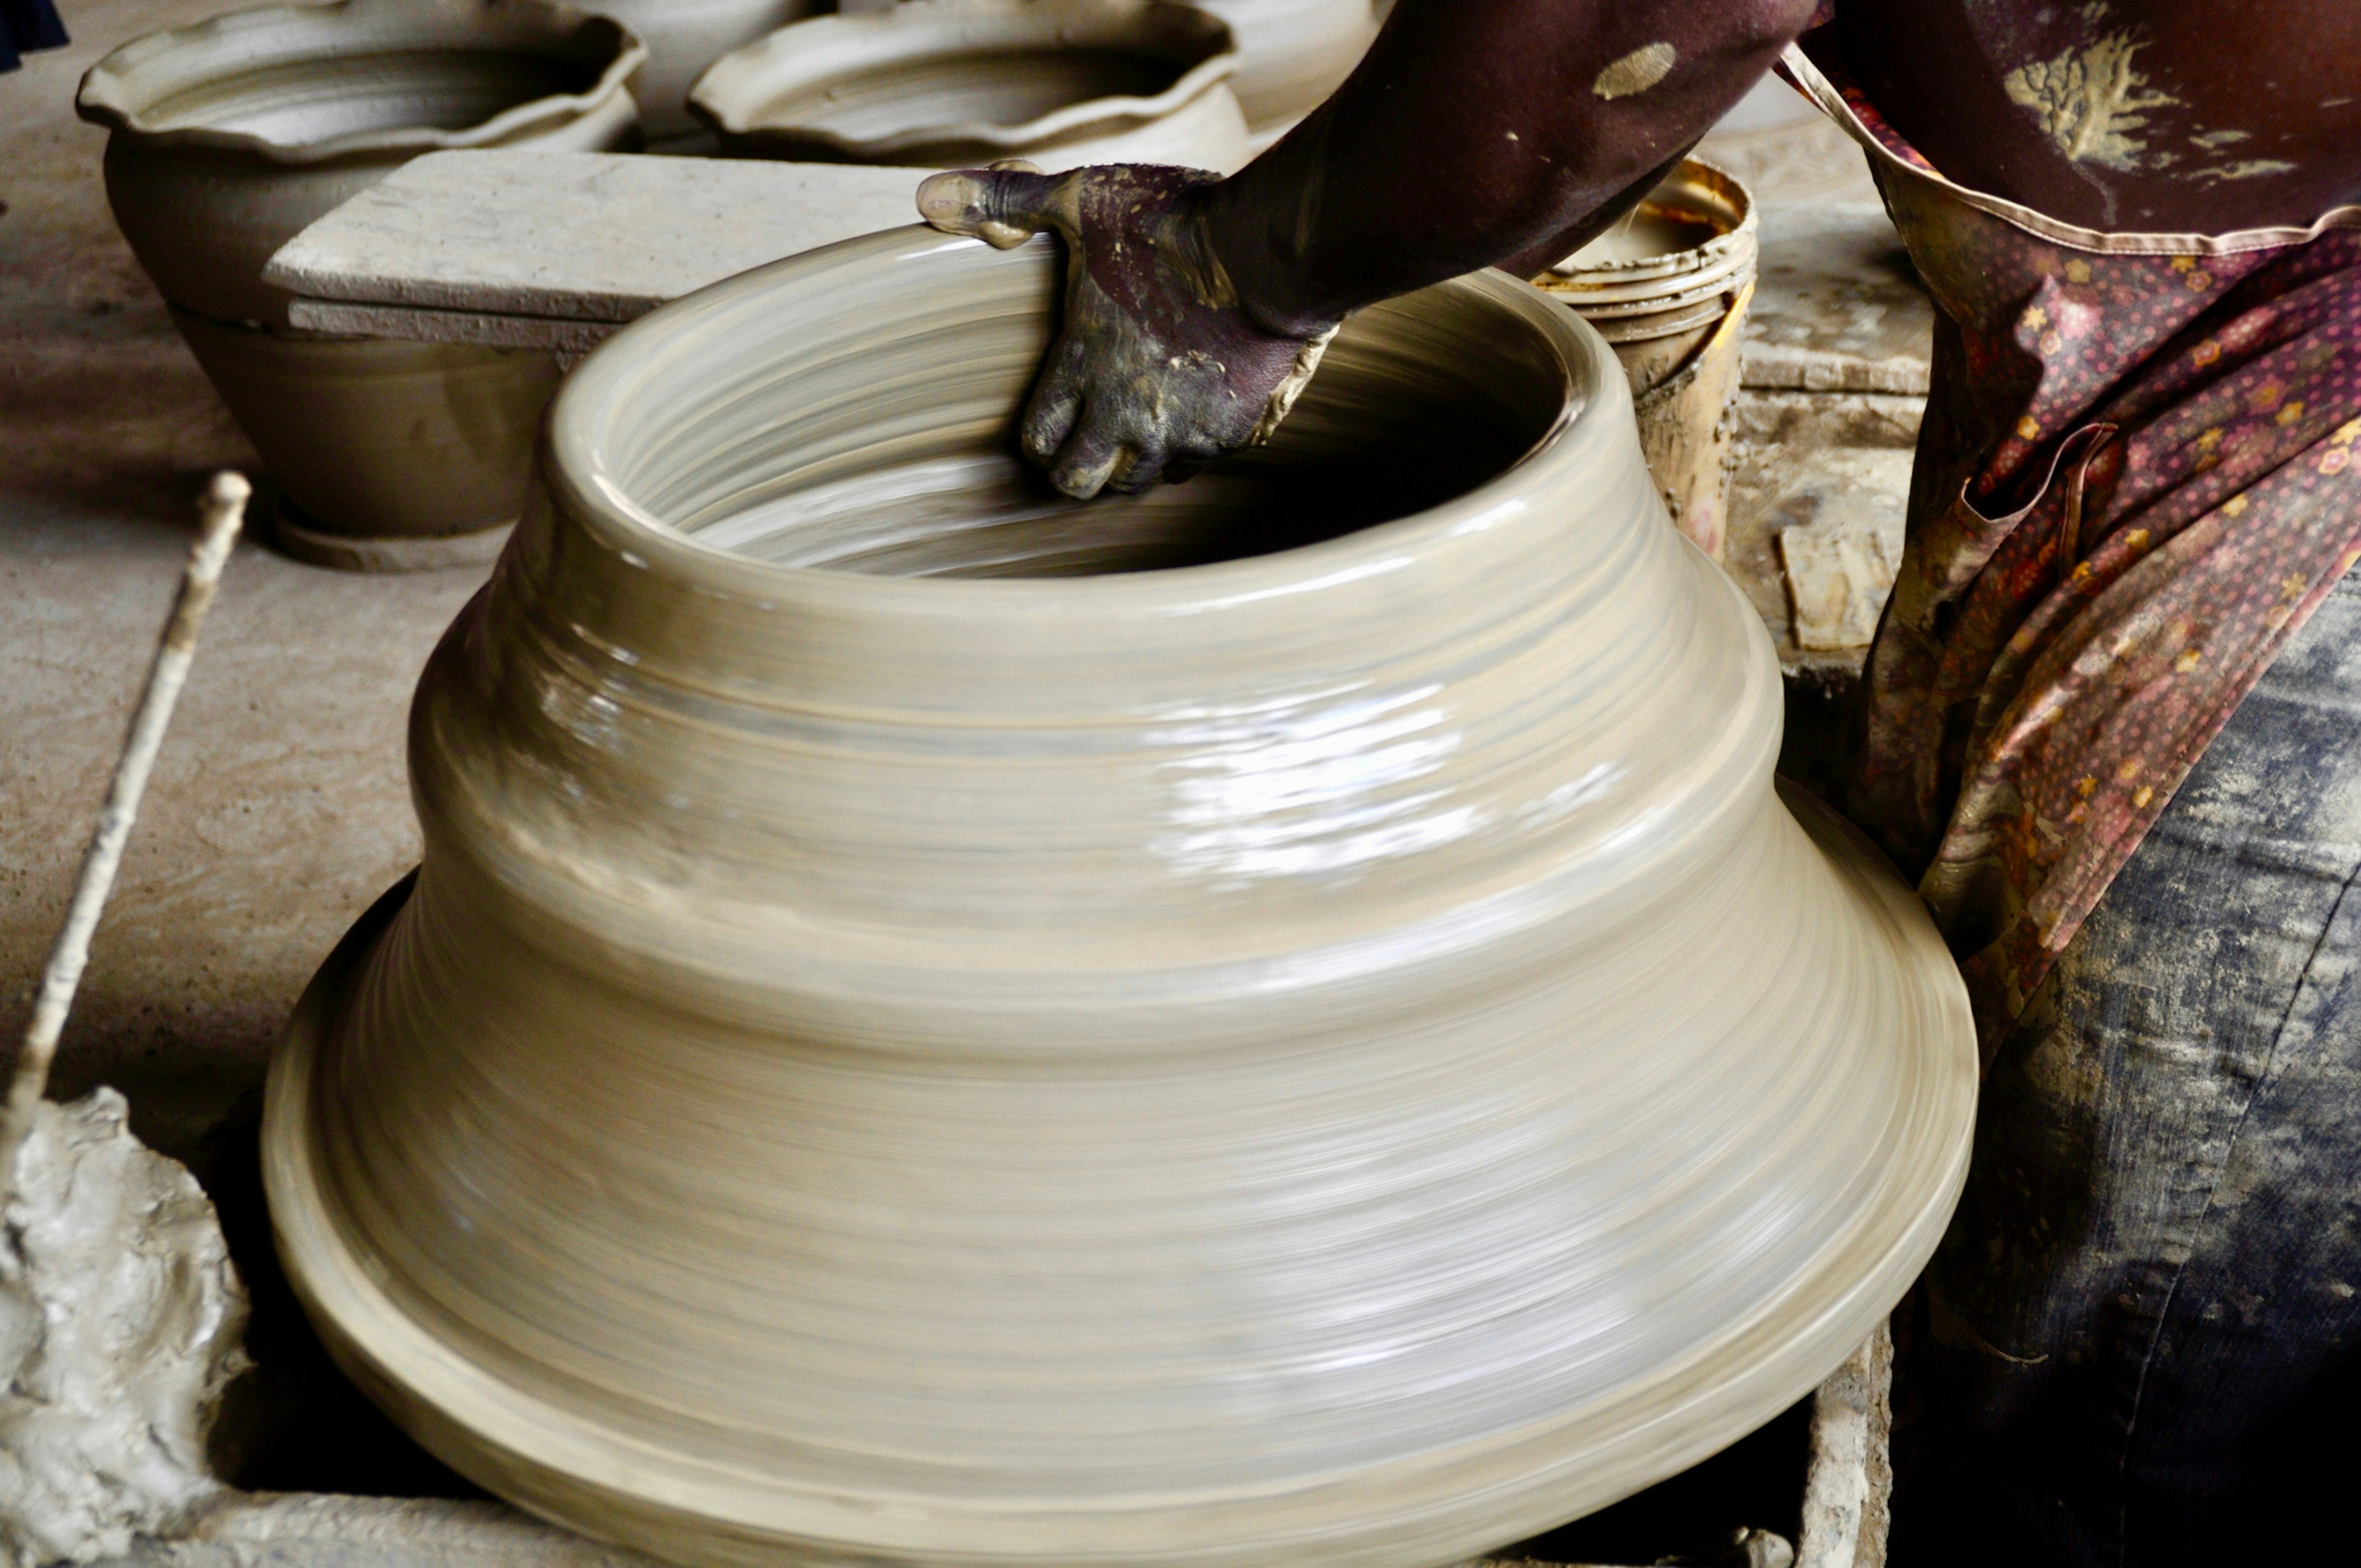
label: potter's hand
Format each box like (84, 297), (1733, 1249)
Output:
(917, 164), (1338, 500)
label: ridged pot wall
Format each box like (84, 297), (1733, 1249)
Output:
(266, 227), (1977, 1568)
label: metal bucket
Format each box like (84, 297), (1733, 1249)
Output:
(1533, 159), (1757, 559)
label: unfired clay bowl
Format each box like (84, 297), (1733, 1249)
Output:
(264, 227), (1976, 1567)
(79, 0), (644, 329)
(168, 307), (565, 559)
(77, 0), (643, 563)
(690, 0), (1250, 171)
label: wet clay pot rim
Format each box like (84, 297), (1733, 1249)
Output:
(547, 228), (1585, 636)
(688, 0), (1238, 163)
(75, 0), (647, 165)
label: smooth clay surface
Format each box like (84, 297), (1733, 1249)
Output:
(690, 0), (1250, 172)
(263, 227), (1976, 1568)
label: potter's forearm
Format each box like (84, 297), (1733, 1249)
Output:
(1204, 0), (1815, 334)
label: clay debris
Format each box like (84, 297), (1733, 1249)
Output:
(0, 1092), (247, 1567)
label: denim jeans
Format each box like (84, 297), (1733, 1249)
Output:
(1892, 569), (2361, 1564)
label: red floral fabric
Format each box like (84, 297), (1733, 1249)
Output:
(1784, 41), (2361, 1049)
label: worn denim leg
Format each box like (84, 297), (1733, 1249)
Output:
(1891, 571), (2361, 1567)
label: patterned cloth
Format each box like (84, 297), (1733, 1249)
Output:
(1782, 39), (2361, 1049)
(0, 0), (66, 73)
(1897, 563), (2361, 1565)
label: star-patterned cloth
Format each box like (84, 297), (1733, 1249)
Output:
(1781, 40), (2361, 1051)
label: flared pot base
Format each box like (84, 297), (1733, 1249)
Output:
(264, 787), (1972, 1568)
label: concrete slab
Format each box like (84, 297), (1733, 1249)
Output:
(1742, 204), (1932, 397)
(267, 151), (935, 344)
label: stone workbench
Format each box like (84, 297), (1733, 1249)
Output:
(266, 151), (935, 352)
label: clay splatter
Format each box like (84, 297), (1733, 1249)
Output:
(2002, 31), (2181, 171)
(1593, 42), (1676, 101)
(2191, 157), (2299, 183)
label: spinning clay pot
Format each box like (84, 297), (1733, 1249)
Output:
(691, 0), (1251, 171)
(78, 0), (643, 563)
(265, 227), (1977, 1568)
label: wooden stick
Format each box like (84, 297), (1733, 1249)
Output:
(0, 472), (250, 1200)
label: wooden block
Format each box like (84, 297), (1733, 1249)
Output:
(1774, 449), (1910, 652)
(264, 150), (935, 327)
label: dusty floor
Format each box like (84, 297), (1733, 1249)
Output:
(3, 0), (1907, 1548)
(4, 1), (484, 1168)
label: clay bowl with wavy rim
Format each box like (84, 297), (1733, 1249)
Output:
(79, 0), (645, 329)
(76, 0), (644, 562)
(691, 0), (1249, 171)
(264, 226), (1977, 1567)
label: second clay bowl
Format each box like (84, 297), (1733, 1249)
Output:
(692, 0), (1251, 171)
(266, 227), (1977, 1567)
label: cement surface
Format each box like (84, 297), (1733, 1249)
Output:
(269, 151), (933, 333)
(2, 2), (484, 1167)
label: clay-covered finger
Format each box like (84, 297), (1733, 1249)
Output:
(914, 168), (1066, 249)
(1046, 419), (1133, 500)
(1021, 377), (1083, 467)
(1020, 334), (1092, 463)
(1102, 446), (1167, 495)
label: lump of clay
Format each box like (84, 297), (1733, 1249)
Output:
(0, 1090), (247, 1568)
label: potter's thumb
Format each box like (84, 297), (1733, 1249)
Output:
(916, 168), (1065, 250)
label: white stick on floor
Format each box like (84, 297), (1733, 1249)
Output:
(0, 471), (250, 1200)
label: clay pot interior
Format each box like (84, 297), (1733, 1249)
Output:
(689, 0), (1247, 170)
(129, 50), (607, 142)
(585, 242), (1567, 577)
(787, 49), (1168, 133)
